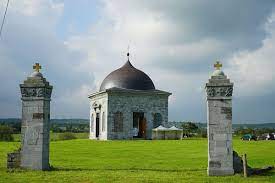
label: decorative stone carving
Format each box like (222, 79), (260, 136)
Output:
(92, 102), (101, 111)
(45, 88), (52, 98)
(37, 88), (44, 97)
(21, 87), (52, 98)
(21, 88), (36, 97)
(206, 86), (233, 97)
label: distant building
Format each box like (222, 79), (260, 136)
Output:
(88, 53), (171, 140)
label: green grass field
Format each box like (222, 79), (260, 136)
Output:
(11, 132), (89, 142)
(0, 137), (274, 183)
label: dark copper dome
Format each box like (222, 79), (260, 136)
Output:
(100, 60), (155, 91)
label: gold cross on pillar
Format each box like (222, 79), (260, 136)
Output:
(33, 63), (42, 72)
(214, 61), (222, 70)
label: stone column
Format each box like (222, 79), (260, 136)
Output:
(20, 63), (53, 170)
(89, 110), (94, 139)
(206, 62), (234, 176)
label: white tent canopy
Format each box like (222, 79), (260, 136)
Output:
(152, 125), (183, 140)
(168, 126), (182, 131)
(152, 125), (168, 131)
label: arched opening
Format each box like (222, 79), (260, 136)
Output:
(133, 112), (146, 139)
(96, 113), (100, 138)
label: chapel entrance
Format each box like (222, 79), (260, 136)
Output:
(96, 113), (100, 138)
(133, 112), (147, 139)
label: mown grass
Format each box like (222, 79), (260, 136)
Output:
(12, 132), (89, 142)
(0, 137), (274, 183)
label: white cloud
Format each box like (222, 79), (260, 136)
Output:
(0, 0), (274, 122)
(64, 0), (275, 121)
(0, 0), (94, 118)
(52, 84), (92, 118)
(227, 13), (275, 96)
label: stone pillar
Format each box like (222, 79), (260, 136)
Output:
(206, 62), (234, 176)
(20, 63), (53, 170)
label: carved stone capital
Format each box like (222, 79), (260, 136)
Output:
(206, 86), (233, 97)
(92, 102), (101, 111)
(20, 87), (52, 98)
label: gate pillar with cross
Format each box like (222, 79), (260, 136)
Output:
(20, 63), (53, 170)
(206, 61), (234, 176)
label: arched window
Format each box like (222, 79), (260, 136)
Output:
(102, 112), (105, 132)
(153, 113), (162, 128)
(113, 112), (123, 132)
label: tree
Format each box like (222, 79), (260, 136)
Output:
(58, 132), (76, 140)
(181, 122), (199, 137)
(235, 127), (255, 135)
(0, 125), (14, 141)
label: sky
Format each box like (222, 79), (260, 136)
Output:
(0, 0), (274, 123)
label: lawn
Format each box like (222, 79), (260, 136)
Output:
(0, 138), (274, 183)
(12, 132), (89, 142)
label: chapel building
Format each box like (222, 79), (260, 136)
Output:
(88, 53), (171, 140)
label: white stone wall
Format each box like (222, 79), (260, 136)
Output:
(89, 92), (108, 140)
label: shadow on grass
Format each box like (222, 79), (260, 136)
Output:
(4, 166), (274, 177)
(251, 170), (275, 177)
(50, 167), (275, 177)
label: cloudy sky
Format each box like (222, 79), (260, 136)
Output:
(0, 0), (274, 123)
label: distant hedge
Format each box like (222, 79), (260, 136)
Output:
(58, 132), (77, 140)
(0, 125), (14, 141)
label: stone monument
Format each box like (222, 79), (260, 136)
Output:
(20, 63), (53, 170)
(206, 61), (234, 176)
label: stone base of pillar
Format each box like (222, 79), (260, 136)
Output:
(208, 168), (234, 176)
(21, 157), (50, 171)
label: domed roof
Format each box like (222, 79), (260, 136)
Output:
(212, 69), (225, 77)
(100, 60), (155, 91)
(30, 71), (43, 78)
